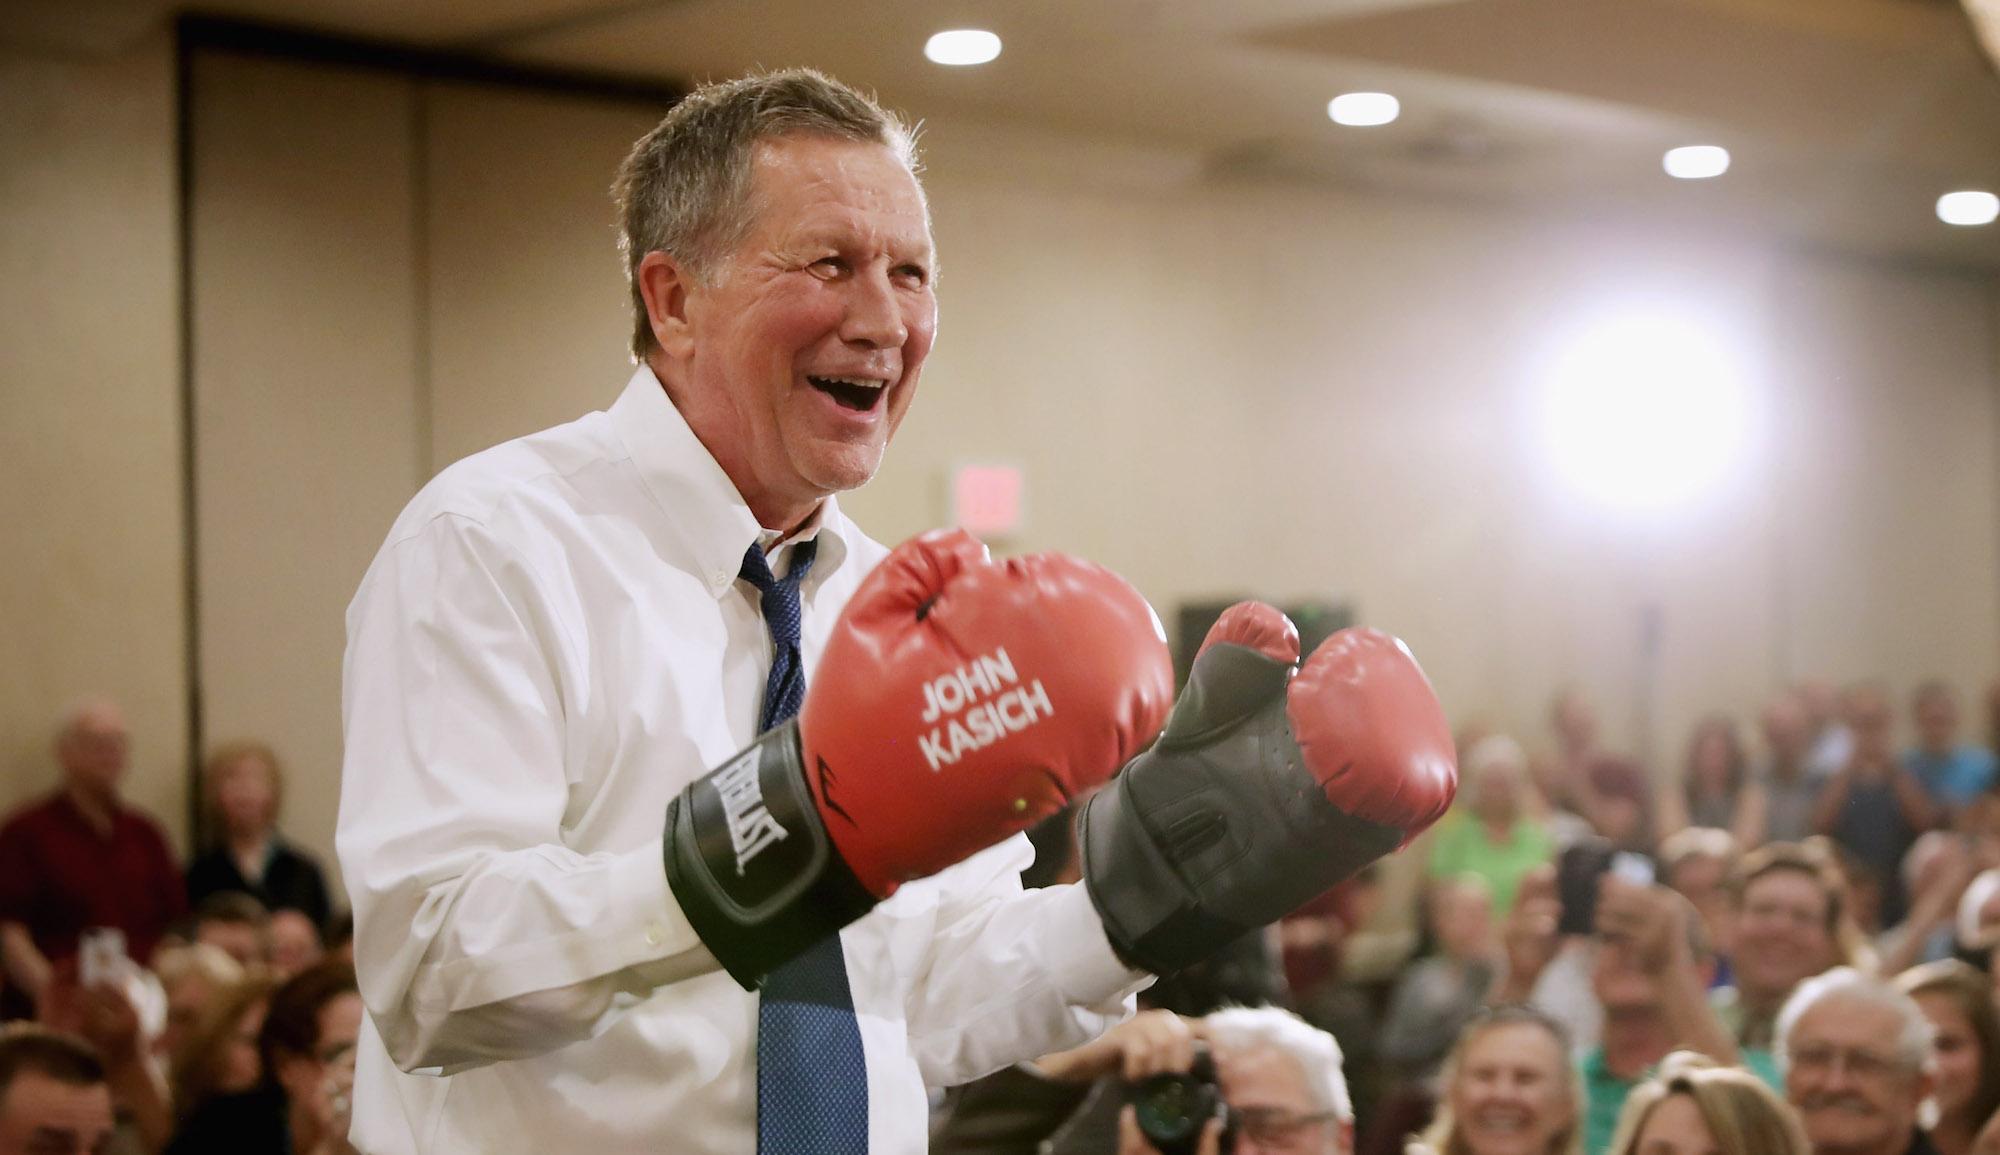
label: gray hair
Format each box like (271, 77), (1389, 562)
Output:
(1203, 1005), (1352, 1121)
(612, 68), (921, 359)
(1776, 966), (1934, 1075)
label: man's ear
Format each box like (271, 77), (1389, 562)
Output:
(636, 250), (696, 361)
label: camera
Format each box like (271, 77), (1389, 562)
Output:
(1126, 1044), (1236, 1155)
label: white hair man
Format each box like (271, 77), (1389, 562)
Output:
(1779, 967), (1940, 1155)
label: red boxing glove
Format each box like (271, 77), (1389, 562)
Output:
(1078, 602), (1457, 975)
(666, 529), (1174, 988)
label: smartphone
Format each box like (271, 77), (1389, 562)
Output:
(78, 927), (127, 987)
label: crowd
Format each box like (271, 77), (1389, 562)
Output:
(0, 700), (357, 1154)
(5, 676), (2000, 1155)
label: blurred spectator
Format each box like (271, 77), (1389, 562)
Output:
(186, 742), (332, 931)
(1716, 844), (1852, 1052)
(930, 1005), (1351, 1155)
(1659, 828), (1741, 983)
(1603, 1052), (1809, 1155)
(1379, 876), (1499, 1088)
(1878, 835), (1976, 976)
(1798, 680), (1855, 782)
(1584, 759), (1655, 856)
(321, 913), (353, 970)
(267, 912), (323, 981)
(1816, 686), (1938, 926)
(150, 943), (242, 1065)
(1582, 879), (1764, 1155)
(1779, 968), (1938, 1155)
(1493, 864), (1603, 1056)
(34, 962), (171, 1152)
(1659, 716), (1763, 852)
(185, 893), (270, 971)
(166, 960), (361, 1155)
(1895, 960), (2000, 1155)
(0, 1024), (115, 1155)
(1758, 693), (1824, 844)
(1904, 684), (1998, 816)
(0, 702), (186, 1020)
(1409, 1004), (1581, 1155)
(1541, 688), (1606, 817)
(1429, 736), (1556, 916)
(168, 974), (275, 1132)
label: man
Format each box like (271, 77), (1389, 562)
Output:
(933, 1005), (1353, 1155)
(337, 70), (1452, 1154)
(1903, 682), (1998, 814)
(0, 702), (185, 1020)
(1757, 692), (1822, 843)
(185, 891), (271, 971)
(0, 1024), (114, 1155)
(1580, 879), (1768, 1154)
(1816, 686), (1938, 924)
(1714, 843), (1849, 1052)
(1779, 968), (1939, 1155)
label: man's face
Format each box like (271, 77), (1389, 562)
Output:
(1784, 996), (1928, 1155)
(0, 1073), (114, 1155)
(666, 135), (936, 526)
(1215, 1044), (1348, 1154)
(56, 708), (126, 797)
(1845, 692), (1895, 761)
(196, 919), (266, 969)
(1915, 693), (1958, 754)
(1732, 870), (1835, 1003)
(1591, 935), (1664, 1013)
(275, 992), (363, 1120)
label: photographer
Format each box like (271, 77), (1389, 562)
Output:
(933, 1006), (1353, 1155)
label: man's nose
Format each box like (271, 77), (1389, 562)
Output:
(840, 268), (908, 348)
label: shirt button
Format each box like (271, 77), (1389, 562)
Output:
(644, 925), (665, 947)
(711, 568), (730, 586)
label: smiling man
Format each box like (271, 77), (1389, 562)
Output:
(1779, 968), (1939, 1155)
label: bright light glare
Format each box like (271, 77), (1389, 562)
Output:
(1663, 145), (1730, 180)
(1938, 190), (1999, 226)
(1328, 92), (1400, 127)
(1538, 311), (1752, 514)
(925, 29), (1002, 66)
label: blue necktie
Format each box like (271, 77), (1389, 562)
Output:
(740, 540), (869, 1153)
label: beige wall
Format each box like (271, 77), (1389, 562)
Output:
(0, 35), (186, 844)
(4, 46), (1996, 891)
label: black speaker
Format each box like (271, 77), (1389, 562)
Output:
(1172, 599), (1353, 688)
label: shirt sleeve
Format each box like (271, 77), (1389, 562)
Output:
(894, 836), (1148, 1087)
(336, 512), (716, 1076)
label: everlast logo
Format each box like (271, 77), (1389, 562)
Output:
(917, 647), (1054, 771)
(712, 754), (787, 876)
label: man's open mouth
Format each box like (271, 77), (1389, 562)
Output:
(807, 375), (888, 412)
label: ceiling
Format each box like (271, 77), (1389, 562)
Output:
(14, 0), (2000, 268)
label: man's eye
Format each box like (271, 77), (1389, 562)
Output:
(894, 264), (930, 286)
(810, 257), (846, 275)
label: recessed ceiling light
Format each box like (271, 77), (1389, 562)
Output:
(1938, 190), (1999, 226)
(1328, 92), (1400, 127)
(1663, 145), (1730, 180)
(925, 29), (1001, 67)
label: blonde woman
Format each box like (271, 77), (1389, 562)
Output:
(186, 741), (331, 929)
(1411, 1005), (1582, 1155)
(1604, 1052), (1808, 1155)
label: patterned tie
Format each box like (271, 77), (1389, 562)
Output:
(740, 539), (869, 1153)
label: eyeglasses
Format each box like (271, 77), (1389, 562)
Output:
(1788, 1044), (1909, 1080)
(1234, 1106), (1339, 1148)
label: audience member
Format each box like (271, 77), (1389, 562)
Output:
(33, 963), (170, 1153)
(1779, 967), (1939, 1155)
(1818, 685), (1939, 925)
(0, 1024), (115, 1155)
(1582, 879), (1762, 1155)
(1586, 759), (1656, 856)
(1759, 694), (1824, 843)
(1799, 681), (1856, 782)
(1429, 737), (1556, 916)
(168, 974), (275, 1133)
(185, 742), (332, 930)
(149, 943), (242, 1065)
(1878, 836), (1976, 976)
(1660, 716), (1763, 852)
(1380, 876), (1500, 1088)
(1894, 961), (2000, 1155)
(1604, 1051), (1809, 1155)
(1716, 843), (1851, 1052)
(266, 912), (323, 981)
(184, 893), (270, 971)
(1493, 864), (1602, 1055)
(0, 702), (186, 1021)
(166, 961), (361, 1155)
(1411, 1004), (1581, 1155)
(1904, 685), (1999, 816)
(1658, 828), (1741, 983)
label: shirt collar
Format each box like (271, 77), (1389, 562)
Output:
(606, 366), (853, 599)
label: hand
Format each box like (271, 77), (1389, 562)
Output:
(1033, 1009), (1198, 1084)
(1119, 1104), (1223, 1155)
(1502, 866), (1562, 988)
(1595, 878), (1689, 975)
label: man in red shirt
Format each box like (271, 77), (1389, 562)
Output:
(0, 701), (185, 1020)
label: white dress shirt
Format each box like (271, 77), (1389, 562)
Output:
(336, 368), (1143, 1154)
